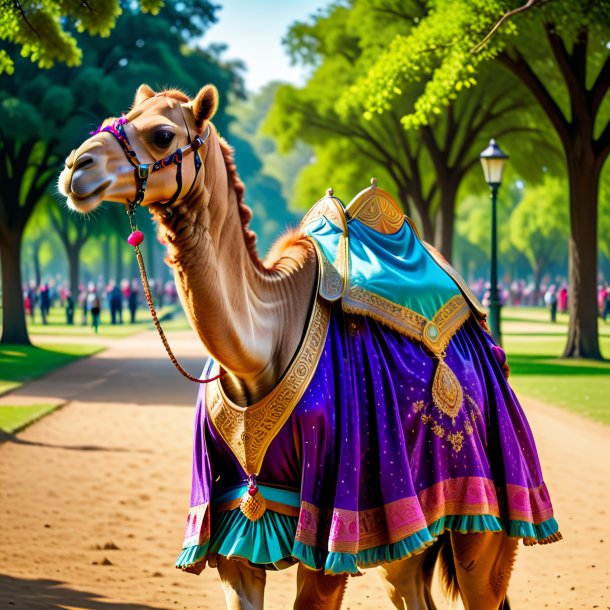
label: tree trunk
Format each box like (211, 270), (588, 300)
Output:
(0, 230), (31, 345)
(32, 242), (42, 288)
(68, 246), (80, 302)
(434, 183), (458, 263)
(563, 158), (602, 358)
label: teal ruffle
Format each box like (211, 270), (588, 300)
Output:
(175, 542), (209, 570)
(428, 514), (504, 536)
(175, 509), (561, 574)
(508, 517), (560, 541)
(208, 507), (297, 567)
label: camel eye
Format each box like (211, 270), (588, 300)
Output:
(154, 130), (175, 148)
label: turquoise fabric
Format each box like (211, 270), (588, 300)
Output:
(213, 483), (301, 507)
(347, 219), (460, 320)
(176, 508), (561, 573)
(303, 214), (461, 320)
(208, 508), (297, 567)
(508, 517), (560, 540)
(303, 216), (343, 263)
(175, 542), (209, 569)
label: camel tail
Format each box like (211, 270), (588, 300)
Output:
(437, 532), (461, 601)
(437, 534), (513, 609)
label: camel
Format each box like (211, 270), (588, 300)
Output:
(59, 83), (561, 610)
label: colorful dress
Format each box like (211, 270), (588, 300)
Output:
(176, 186), (560, 575)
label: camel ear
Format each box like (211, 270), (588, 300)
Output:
(133, 84), (155, 108)
(192, 84), (218, 129)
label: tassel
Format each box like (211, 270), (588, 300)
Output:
(239, 475), (267, 522)
(431, 355), (463, 424)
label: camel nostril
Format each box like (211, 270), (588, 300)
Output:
(65, 150), (76, 169)
(74, 154), (94, 172)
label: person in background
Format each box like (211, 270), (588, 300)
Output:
(87, 288), (101, 333)
(128, 280), (139, 324)
(109, 282), (123, 324)
(65, 292), (75, 325)
(603, 284), (610, 323)
(39, 283), (50, 325)
(558, 285), (568, 314)
(544, 284), (558, 323)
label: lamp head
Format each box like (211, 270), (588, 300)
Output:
(480, 139), (509, 186)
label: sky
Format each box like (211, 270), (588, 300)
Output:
(201, 1), (328, 92)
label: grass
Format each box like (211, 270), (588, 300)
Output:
(25, 306), (146, 338)
(0, 343), (104, 396)
(502, 307), (610, 425)
(0, 404), (61, 434)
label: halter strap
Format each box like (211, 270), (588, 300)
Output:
(95, 114), (210, 211)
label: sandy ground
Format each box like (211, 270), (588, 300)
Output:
(0, 328), (609, 610)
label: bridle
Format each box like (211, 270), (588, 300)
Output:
(91, 103), (222, 385)
(94, 107), (211, 216)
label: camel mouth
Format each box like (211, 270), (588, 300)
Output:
(63, 179), (112, 214)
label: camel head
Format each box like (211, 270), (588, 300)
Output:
(59, 84), (218, 214)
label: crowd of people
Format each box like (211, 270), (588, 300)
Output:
(23, 277), (179, 331)
(24, 274), (610, 331)
(460, 275), (610, 323)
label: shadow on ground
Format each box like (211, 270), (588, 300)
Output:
(0, 430), (153, 452)
(0, 574), (170, 610)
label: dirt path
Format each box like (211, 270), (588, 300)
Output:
(0, 329), (608, 610)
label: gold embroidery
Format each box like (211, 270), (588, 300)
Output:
(207, 295), (331, 476)
(411, 393), (484, 453)
(309, 239), (344, 302)
(431, 359), (464, 423)
(344, 289), (471, 356)
(301, 195), (348, 234)
(346, 185), (404, 235)
(446, 431), (464, 452)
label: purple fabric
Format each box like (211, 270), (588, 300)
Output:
(184, 304), (556, 556)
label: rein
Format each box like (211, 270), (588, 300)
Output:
(96, 111), (222, 385)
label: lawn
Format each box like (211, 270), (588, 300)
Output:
(0, 342), (104, 433)
(0, 404), (60, 434)
(25, 306), (147, 338)
(502, 307), (610, 425)
(0, 342), (103, 395)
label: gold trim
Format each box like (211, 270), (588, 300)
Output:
(346, 185), (404, 235)
(309, 238), (344, 302)
(207, 295), (331, 475)
(343, 289), (471, 355)
(301, 195), (347, 234)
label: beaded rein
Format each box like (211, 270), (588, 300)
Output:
(94, 113), (222, 384)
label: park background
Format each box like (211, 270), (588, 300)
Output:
(1, 1), (609, 609)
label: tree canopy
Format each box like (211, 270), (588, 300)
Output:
(0, 0), (218, 75)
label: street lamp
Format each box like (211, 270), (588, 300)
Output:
(480, 139), (509, 345)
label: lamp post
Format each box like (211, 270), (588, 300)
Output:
(479, 139), (508, 345)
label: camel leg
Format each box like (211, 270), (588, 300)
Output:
(450, 531), (518, 610)
(216, 555), (266, 610)
(294, 562), (348, 610)
(377, 545), (439, 610)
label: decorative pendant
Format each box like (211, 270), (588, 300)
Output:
(239, 476), (266, 522)
(431, 357), (463, 424)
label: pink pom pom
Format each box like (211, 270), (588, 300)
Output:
(127, 231), (144, 247)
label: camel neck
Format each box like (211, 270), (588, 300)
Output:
(156, 132), (317, 404)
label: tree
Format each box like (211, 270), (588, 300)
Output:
(0, 0), (219, 75)
(44, 197), (96, 298)
(509, 175), (569, 292)
(267, 0), (537, 258)
(340, 0), (610, 358)
(0, 0), (236, 345)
